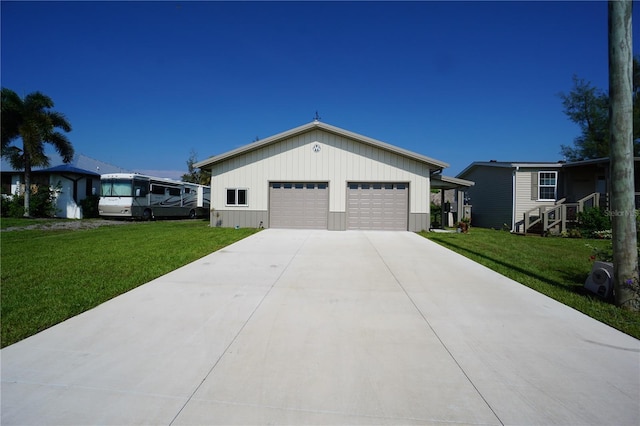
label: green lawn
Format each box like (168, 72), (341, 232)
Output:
(420, 228), (640, 339)
(1, 220), (259, 347)
(3, 221), (638, 348)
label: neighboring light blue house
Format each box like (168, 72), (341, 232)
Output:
(1, 154), (130, 219)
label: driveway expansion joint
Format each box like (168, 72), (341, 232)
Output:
(363, 232), (506, 426)
(168, 230), (312, 426)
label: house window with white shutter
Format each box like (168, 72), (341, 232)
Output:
(538, 171), (557, 201)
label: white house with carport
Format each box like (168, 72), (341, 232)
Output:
(195, 120), (473, 231)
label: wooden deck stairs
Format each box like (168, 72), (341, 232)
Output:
(514, 193), (603, 236)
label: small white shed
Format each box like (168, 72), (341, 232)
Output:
(1, 154), (130, 219)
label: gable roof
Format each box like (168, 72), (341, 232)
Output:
(456, 160), (565, 178)
(457, 157), (640, 179)
(194, 121), (449, 170)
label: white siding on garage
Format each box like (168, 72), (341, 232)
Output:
(210, 128), (432, 218)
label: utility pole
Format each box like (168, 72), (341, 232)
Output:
(609, 0), (639, 311)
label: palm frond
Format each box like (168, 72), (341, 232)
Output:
(46, 131), (74, 163)
(23, 92), (54, 112)
(46, 111), (72, 133)
(28, 142), (49, 167)
(3, 146), (24, 170)
(1, 88), (23, 150)
(1, 88), (73, 169)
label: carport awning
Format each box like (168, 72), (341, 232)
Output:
(431, 174), (474, 190)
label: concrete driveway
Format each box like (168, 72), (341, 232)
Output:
(2, 229), (639, 425)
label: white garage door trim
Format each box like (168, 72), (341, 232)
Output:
(269, 182), (329, 229)
(347, 182), (408, 231)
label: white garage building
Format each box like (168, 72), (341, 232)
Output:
(195, 121), (470, 231)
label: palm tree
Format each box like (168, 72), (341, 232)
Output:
(1, 88), (74, 217)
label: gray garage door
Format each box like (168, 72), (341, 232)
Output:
(347, 183), (408, 230)
(269, 182), (329, 229)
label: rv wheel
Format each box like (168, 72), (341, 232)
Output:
(142, 209), (152, 221)
(189, 209), (196, 219)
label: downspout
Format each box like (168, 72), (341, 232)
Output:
(440, 189), (445, 229)
(512, 166), (518, 232)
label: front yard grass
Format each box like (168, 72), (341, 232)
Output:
(3, 221), (637, 347)
(420, 228), (640, 339)
(1, 220), (258, 348)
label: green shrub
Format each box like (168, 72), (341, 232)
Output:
(430, 202), (441, 227)
(0, 186), (57, 218)
(80, 195), (100, 218)
(1, 194), (22, 217)
(30, 186), (57, 217)
(1, 193), (25, 217)
(577, 207), (611, 237)
(0, 196), (8, 217)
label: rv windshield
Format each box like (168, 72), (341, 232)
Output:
(101, 179), (133, 197)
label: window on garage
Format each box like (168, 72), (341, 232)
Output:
(226, 188), (248, 206)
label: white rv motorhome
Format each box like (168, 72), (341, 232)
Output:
(99, 173), (210, 220)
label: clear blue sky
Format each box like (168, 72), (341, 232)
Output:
(2, 1), (637, 179)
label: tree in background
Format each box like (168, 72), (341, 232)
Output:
(181, 150), (211, 185)
(559, 58), (640, 161)
(559, 76), (610, 161)
(1, 88), (74, 217)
